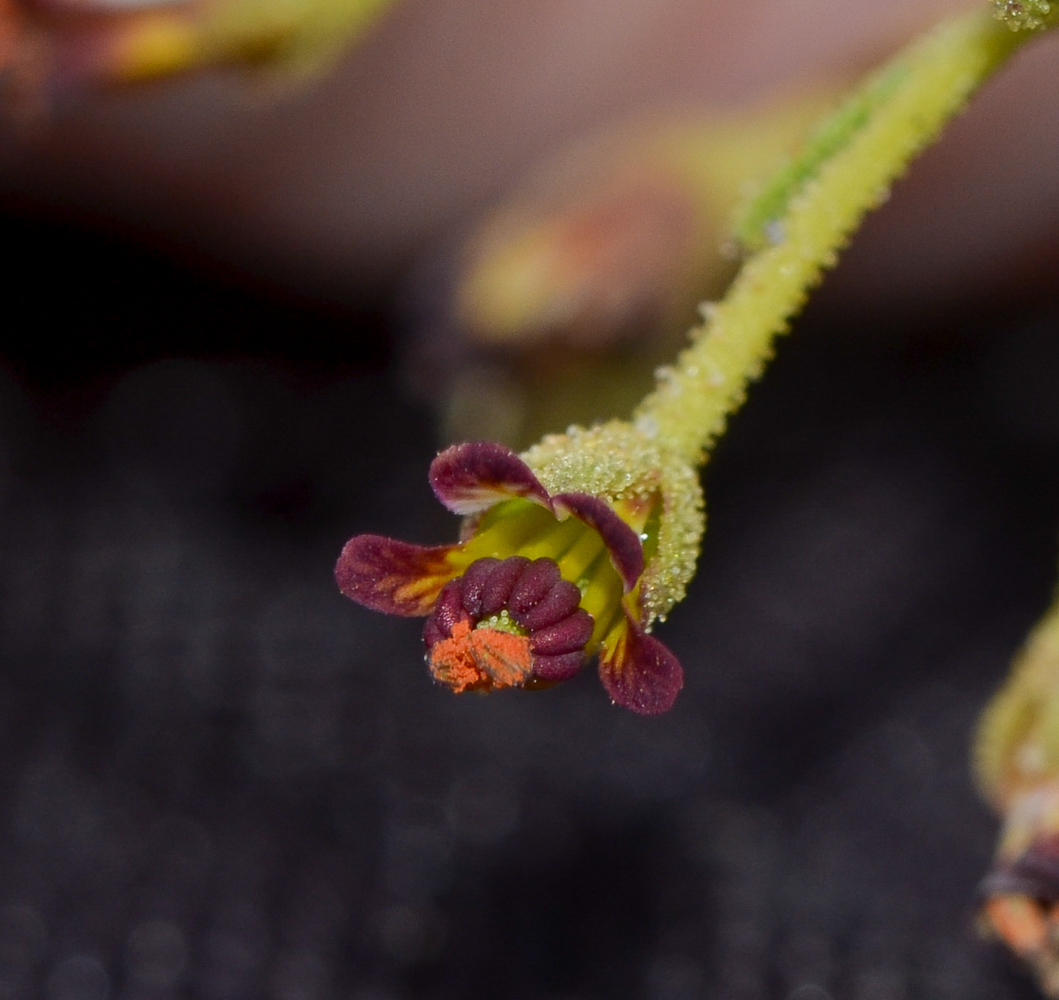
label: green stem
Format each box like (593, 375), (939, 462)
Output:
(634, 7), (1031, 467)
(733, 60), (907, 253)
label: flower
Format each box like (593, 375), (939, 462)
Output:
(979, 822), (1059, 999)
(976, 776), (1059, 998)
(975, 612), (1059, 996)
(335, 421), (704, 714)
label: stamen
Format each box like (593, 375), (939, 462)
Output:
(514, 514), (584, 564)
(423, 555), (594, 694)
(556, 527), (606, 584)
(428, 620), (491, 692)
(427, 619), (535, 692)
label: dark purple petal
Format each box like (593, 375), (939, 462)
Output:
(426, 580), (470, 644)
(508, 559), (561, 616)
(423, 616), (445, 649)
(458, 557), (501, 618)
(479, 556), (530, 617)
(598, 614), (683, 715)
(335, 534), (459, 616)
(429, 442), (551, 515)
(530, 609), (595, 656)
(980, 836), (1059, 904)
(551, 492), (644, 591)
(532, 651), (585, 683)
(516, 579), (583, 632)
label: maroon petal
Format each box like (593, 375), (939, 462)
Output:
(598, 614), (683, 715)
(457, 557), (502, 618)
(425, 580), (471, 644)
(516, 579), (583, 632)
(551, 492), (644, 591)
(508, 559), (562, 616)
(530, 609), (595, 656)
(479, 556), (530, 617)
(429, 442), (551, 515)
(423, 615), (446, 649)
(532, 651), (586, 683)
(980, 835), (1059, 903)
(335, 534), (459, 616)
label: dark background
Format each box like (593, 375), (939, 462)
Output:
(0, 201), (1056, 1000)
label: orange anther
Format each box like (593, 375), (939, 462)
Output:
(428, 619), (534, 693)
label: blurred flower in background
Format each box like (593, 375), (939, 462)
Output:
(0, 0), (1057, 323)
(0, 0), (394, 98)
(406, 94), (837, 446)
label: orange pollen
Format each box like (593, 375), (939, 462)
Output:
(428, 619), (535, 693)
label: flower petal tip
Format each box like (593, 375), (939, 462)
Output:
(335, 534), (458, 616)
(980, 834), (1059, 905)
(599, 618), (683, 715)
(429, 441), (550, 515)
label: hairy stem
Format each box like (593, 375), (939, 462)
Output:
(634, 7), (1031, 467)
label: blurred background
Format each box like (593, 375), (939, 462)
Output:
(1, 0), (1059, 997)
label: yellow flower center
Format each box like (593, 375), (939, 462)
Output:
(450, 495), (658, 652)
